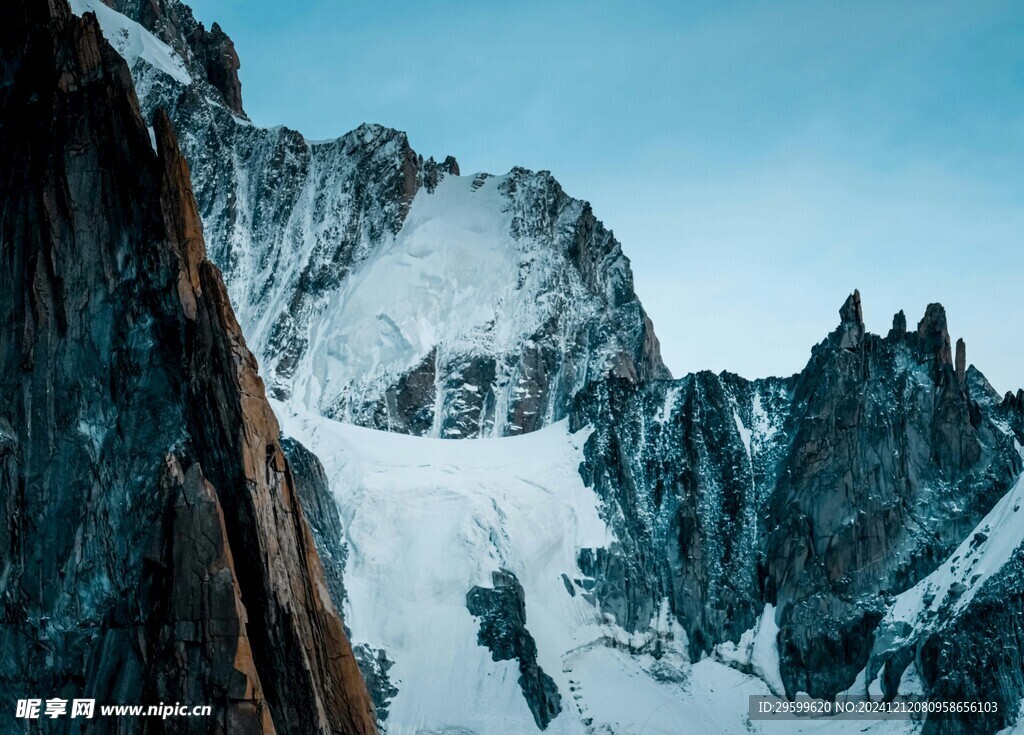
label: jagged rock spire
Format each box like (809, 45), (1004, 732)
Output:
(956, 337), (967, 384)
(889, 309), (907, 338)
(102, 0), (245, 114)
(917, 302), (953, 367)
(838, 289), (865, 351)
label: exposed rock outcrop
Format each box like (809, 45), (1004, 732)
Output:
(764, 298), (1012, 698)
(280, 436), (399, 723)
(467, 570), (562, 729)
(916, 552), (1024, 735)
(0, 2), (375, 732)
(571, 292), (1022, 724)
(100, 0), (244, 113)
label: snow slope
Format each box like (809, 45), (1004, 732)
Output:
(284, 166), (649, 437)
(887, 472), (1024, 627)
(275, 401), (919, 735)
(294, 173), (525, 416)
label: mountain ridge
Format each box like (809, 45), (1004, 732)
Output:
(75, 0), (669, 439)
(49, 2), (1024, 733)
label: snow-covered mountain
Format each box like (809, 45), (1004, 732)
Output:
(71, 0), (666, 439)
(66, 2), (1024, 733)
(570, 294), (1024, 728)
(274, 399), (925, 735)
(273, 294), (1024, 735)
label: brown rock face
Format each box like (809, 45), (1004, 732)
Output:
(0, 1), (375, 732)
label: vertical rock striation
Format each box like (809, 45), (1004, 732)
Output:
(0, 1), (376, 732)
(572, 292), (1022, 726)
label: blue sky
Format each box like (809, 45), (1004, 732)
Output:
(189, 0), (1024, 392)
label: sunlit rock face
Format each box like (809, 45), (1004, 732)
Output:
(0, 3), (375, 732)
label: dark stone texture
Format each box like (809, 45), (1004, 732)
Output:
(281, 436), (399, 724)
(571, 291), (1022, 708)
(916, 550), (1024, 735)
(467, 570), (562, 730)
(282, 436), (349, 614)
(0, 3), (376, 731)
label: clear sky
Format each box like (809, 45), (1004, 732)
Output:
(188, 0), (1024, 393)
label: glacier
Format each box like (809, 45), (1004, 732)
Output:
(275, 399), (925, 735)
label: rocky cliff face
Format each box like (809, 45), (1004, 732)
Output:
(76, 0), (668, 438)
(572, 291), (1023, 730)
(466, 570), (562, 729)
(98, 0), (244, 113)
(0, 2), (375, 732)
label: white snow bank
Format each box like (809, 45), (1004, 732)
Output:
(275, 401), (923, 733)
(295, 173), (522, 412)
(275, 401), (610, 733)
(715, 603), (786, 696)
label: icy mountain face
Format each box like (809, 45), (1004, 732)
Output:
(866, 470), (1024, 735)
(274, 290), (1024, 734)
(79, 0), (667, 438)
(276, 399), (920, 735)
(297, 167), (667, 438)
(0, 3), (375, 732)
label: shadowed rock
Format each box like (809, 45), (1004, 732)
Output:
(467, 570), (562, 729)
(571, 290), (1022, 714)
(0, 2), (376, 731)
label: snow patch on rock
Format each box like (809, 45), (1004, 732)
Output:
(69, 0), (192, 85)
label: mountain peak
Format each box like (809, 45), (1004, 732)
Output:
(837, 289), (864, 350)
(917, 302), (953, 367)
(192, 16), (242, 113)
(889, 309), (907, 338)
(90, 0), (244, 113)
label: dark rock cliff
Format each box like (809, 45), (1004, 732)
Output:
(0, 2), (376, 732)
(572, 291), (1023, 730)
(281, 436), (398, 724)
(766, 295), (1017, 700)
